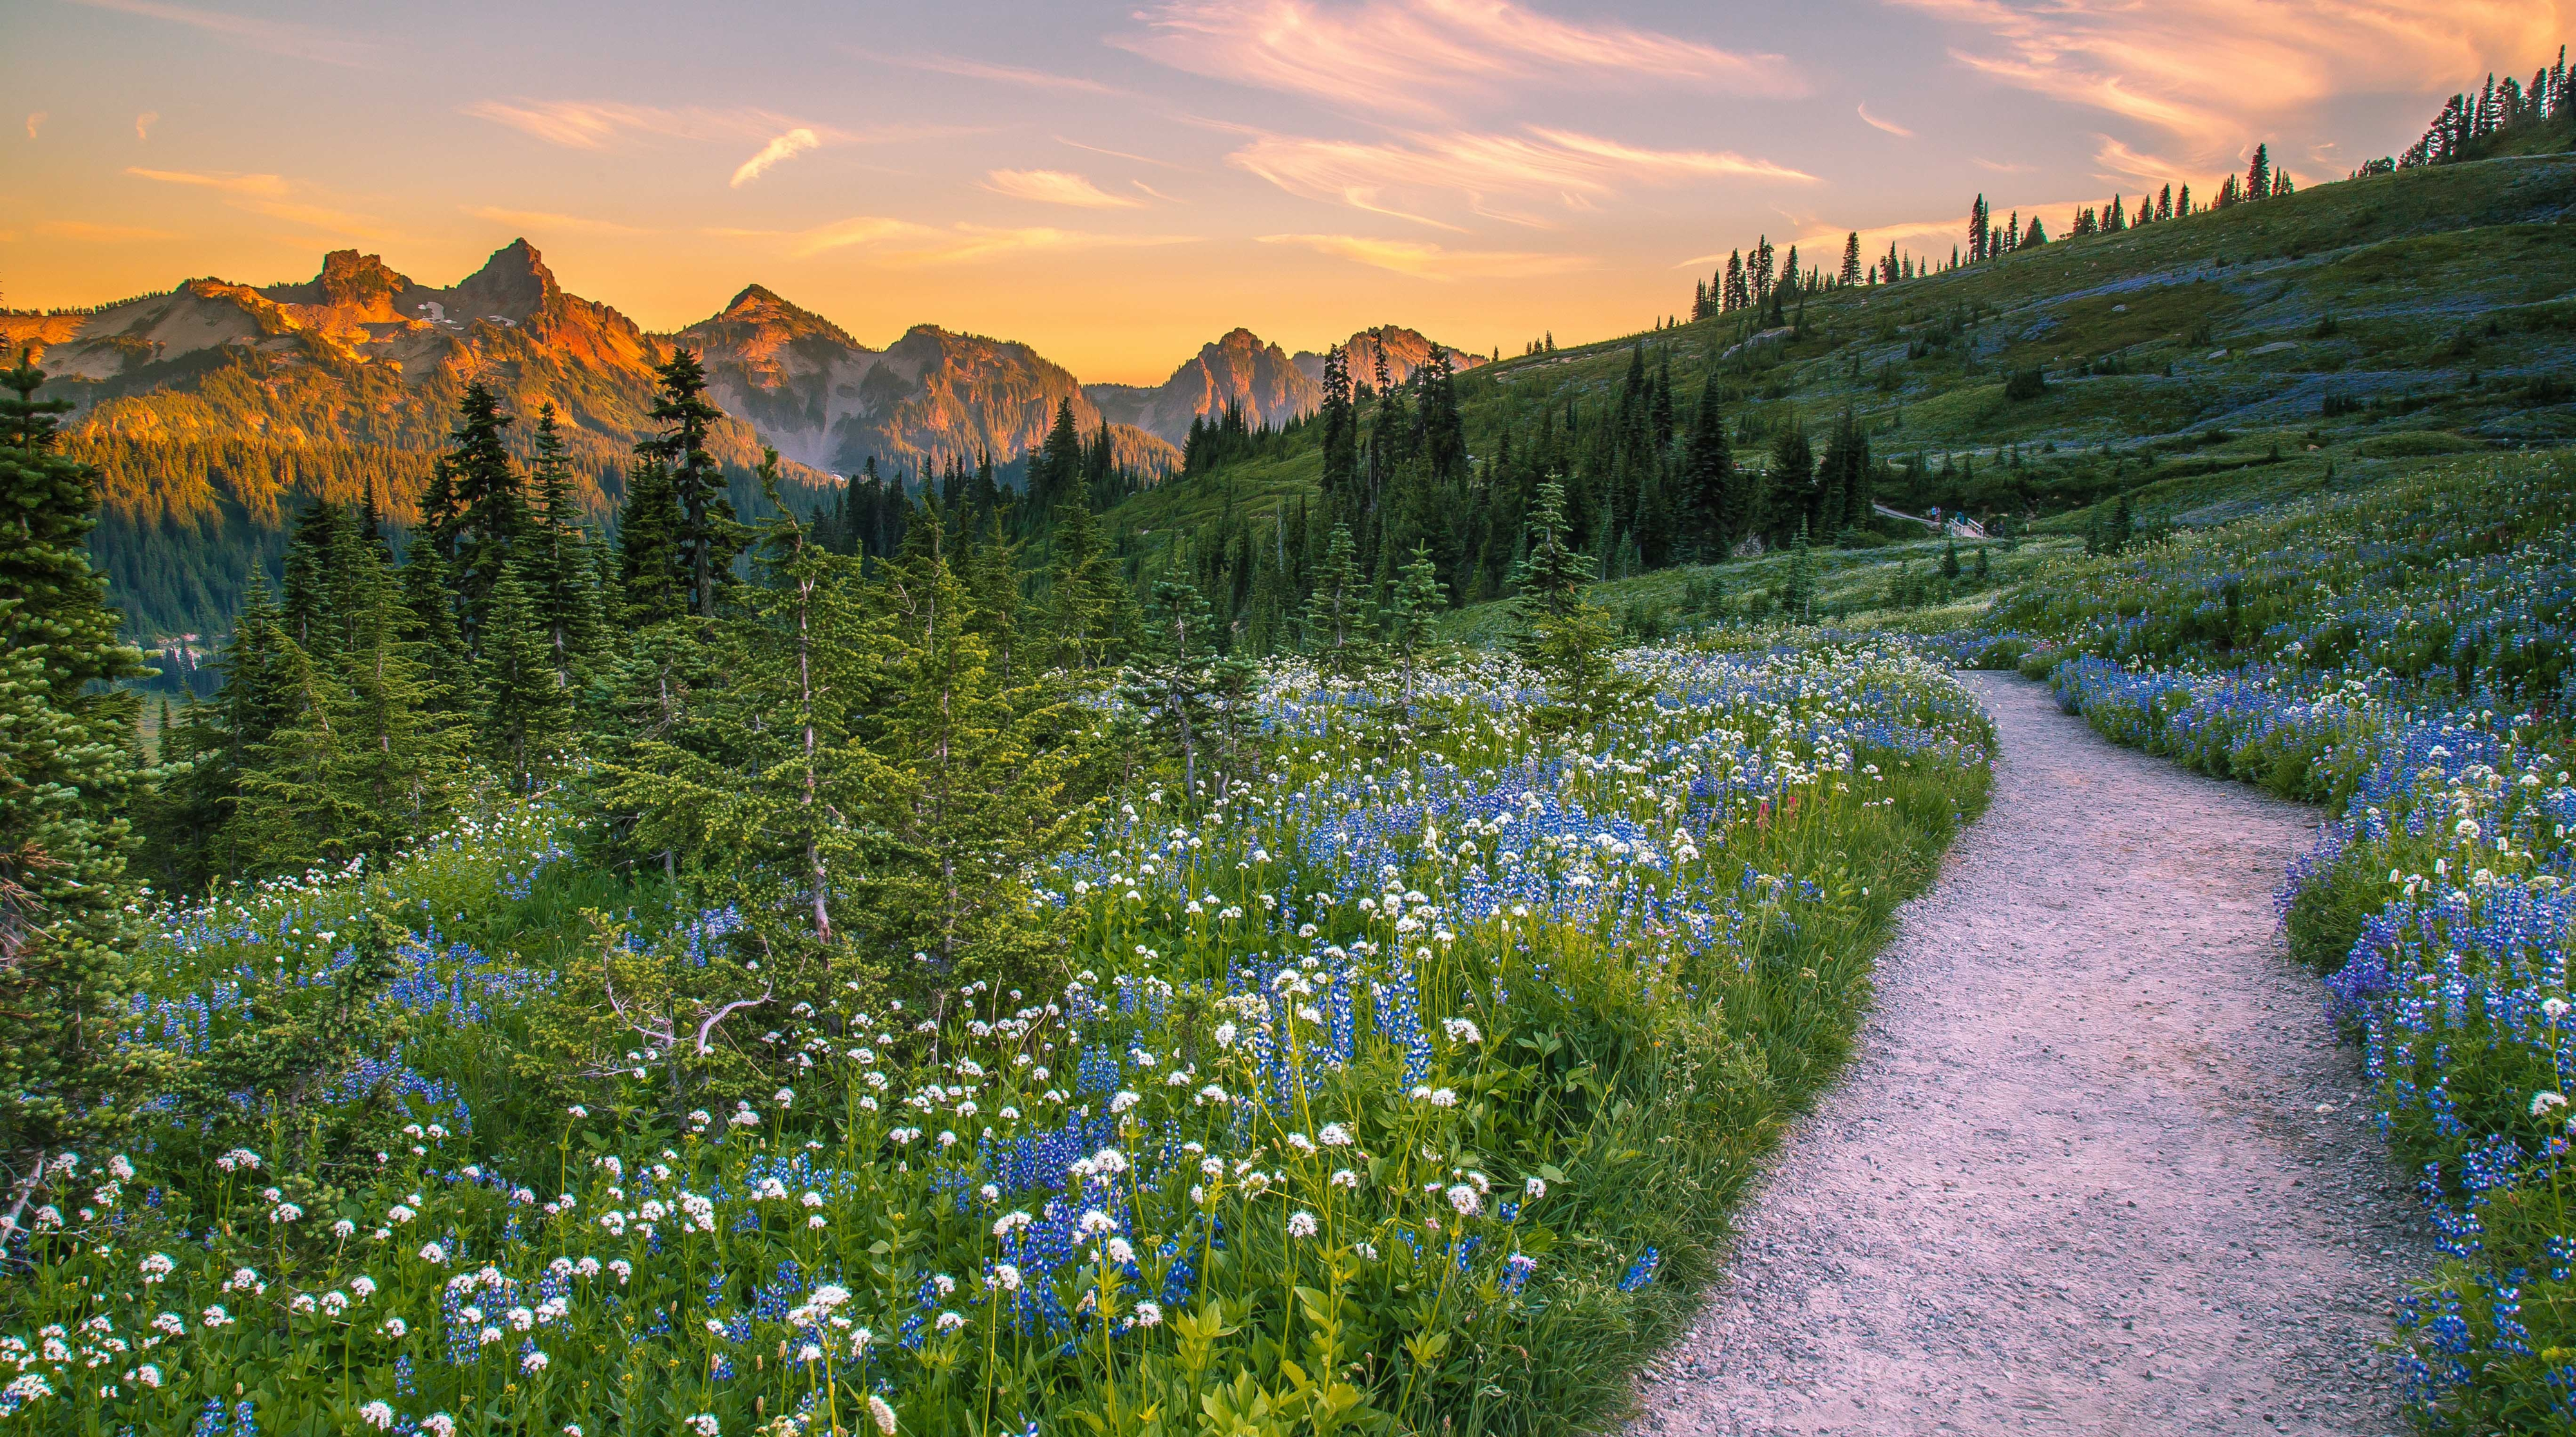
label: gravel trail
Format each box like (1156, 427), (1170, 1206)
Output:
(1627, 672), (2429, 1436)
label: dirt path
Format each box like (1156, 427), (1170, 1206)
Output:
(1628, 672), (2429, 1436)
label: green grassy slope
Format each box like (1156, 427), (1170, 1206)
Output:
(1128, 153), (2576, 565)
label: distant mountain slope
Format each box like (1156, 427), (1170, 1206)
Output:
(0, 241), (808, 515)
(668, 284), (1180, 477)
(1118, 153), (2576, 584)
(0, 244), (1206, 640)
(1084, 327), (1323, 444)
(1290, 326), (1491, 388)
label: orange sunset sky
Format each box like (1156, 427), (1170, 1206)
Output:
(6, 0), (2568, 383)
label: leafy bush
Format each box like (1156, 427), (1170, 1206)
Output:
(2002, 367), (2049, 401)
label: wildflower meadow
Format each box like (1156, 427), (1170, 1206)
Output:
(1964, 453), (2576, 1431)
(0, 647), (1987, 1437)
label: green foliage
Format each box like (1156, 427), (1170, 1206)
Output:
(0, 354), (153, 1206)
(1303, 523), (1379, 678)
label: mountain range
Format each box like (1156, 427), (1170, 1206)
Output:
(2, 240), (1482, 479)
(0, 240), (1479, 641)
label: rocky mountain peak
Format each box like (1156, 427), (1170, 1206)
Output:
(448, 238), (558, 321)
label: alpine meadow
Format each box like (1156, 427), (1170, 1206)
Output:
(5, 7), (2576, 1436)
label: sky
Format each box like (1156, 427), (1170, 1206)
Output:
(5, 0), (2567, 384)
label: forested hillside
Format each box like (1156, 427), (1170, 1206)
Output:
(1099, 143), (2575, 658)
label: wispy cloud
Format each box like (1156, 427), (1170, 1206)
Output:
(732, 128), (821, 187)
(135, 111), (158, 141)
(1259, 233), (1586, 279)
(25, 112), (45, 139)
(1056, 137), (1193, 171)
(720, 215), (1196, 265)
(877, 52), (1140, 99)
(68, 0), (379, 67)
(125, 166), (289, 196)
(984, 169), (1144, 208)
(1857, 102), (1913, 138)
(464, 100), (795, 150)
(38, 220), (178, 242)
(1232, 126), (1812, 227)
(2092, 136), (2186, 184)
(465, 205), (650, 236)
(235, 198), (395, 241)
(1885, 0), (2561, 158)
(1118, 0), (1799, 120)
(127, 166), (392, 240)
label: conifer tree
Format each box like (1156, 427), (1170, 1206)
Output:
(1385, 542), (1447, 708)
(1840, 232), (1862, 285)
(1784, 522), (1817, 622)
(2248, 144), (2271, 202)
(617, 456), (689, 629)
(425, 382), (527, 646)
(1508, 479), (1622, 715)
(638, 349), (741, 618)
(478, 563), (573, 794)
(328, 553), (462, 853)
(231, 550), (460, 867)
(225, 635), (358, 871)
(1765, 426), (1815, 547)
(398, 541), (477, 717)
(280, 499), (342, 651)
(1028, 399), (1086, 513)
(526, 404), (607, 689)
(1318, 346), (1358, 513)
(1128, 577), (1217, 792)
(861, 509), (1075, 985)
(1680, 378), (1737, 557)
(1302, 523), (1378, 678)
(1045, 491), (1122, 671)
(0, 355), (153, 1193)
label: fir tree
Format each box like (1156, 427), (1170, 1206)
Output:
(279, 499), (343, 651)
(860, 510), (1075, 986)
(1044, 491), (1122, 671)
(426, 382), (527, 645)
(0, 354), (153, 1192)
(1385, 542), (1447, 709)
(1028, 399), (1086, 513)
(478, 562), (573, 794)
(1840, 232), (1862, 285)
(230, 550), (460, 868)
(617, 457), (689, 629)
(1508, 479), (1622, 716)
(2247, 144), (2271, 202)
(1680, 378), (1737, 557)
(638, 349), (742, 619)
(1764, 426), (1815, 547)
(526, 403), (607, 689)
(1302, 523), (1378, 678)
(1127, 577), (1217, 793)
(397, 540), (477, 718)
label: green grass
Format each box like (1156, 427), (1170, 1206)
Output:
(1138, 152), (2576, 555)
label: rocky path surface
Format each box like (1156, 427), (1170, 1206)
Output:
(1628, 672), (2429, 1436)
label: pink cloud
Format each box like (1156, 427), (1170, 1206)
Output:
(1233, 127), (1813, 229)
(1888, 0), (2567, 158)
(1117, 0), (1799, 120)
